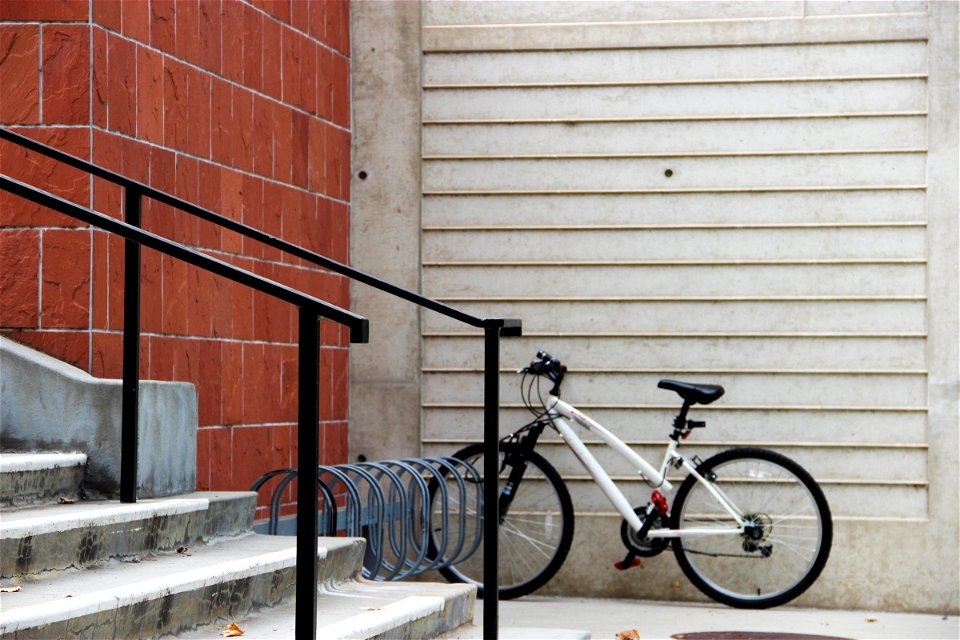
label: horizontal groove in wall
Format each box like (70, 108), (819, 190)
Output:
(422, 222), (927, 231)
(422, 403), (928, 413)
(422, 438), (928, 450)
(421, 367), (929, 376)
(433, 295), (928, 302)
(421, 13), (929, 51)
(425, 259), (926, 268)
(422, 185), (927, 196)
(422, 73), (928, 90)
(422, 148), (928, 160)
(505, 474), (928, 487)
(422, 111), (928, 125)
(424, 331), (927, 339)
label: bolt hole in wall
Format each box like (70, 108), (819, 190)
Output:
(664, 168), (674, 177)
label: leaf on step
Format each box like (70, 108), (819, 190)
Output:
(361, 607), (383, 611)
(866, 618), (878, 623)
(616, 630), (640, 640)
(222, 622), (244, 637)
(58, 496), (75, 504)
(176, 546), (188, 554)
(0, 585), (22, 593)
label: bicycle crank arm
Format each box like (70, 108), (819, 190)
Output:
(646, 526), (743, 538)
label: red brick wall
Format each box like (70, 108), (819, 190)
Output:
(0, 0), (352, 516)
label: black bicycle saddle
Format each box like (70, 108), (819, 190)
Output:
(657, 380), (725, 405)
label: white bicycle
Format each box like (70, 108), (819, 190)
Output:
(429, 351), (832, 608)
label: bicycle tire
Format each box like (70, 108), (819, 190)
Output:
(428, 442), (575, 600)
(671, 447), (832, 608)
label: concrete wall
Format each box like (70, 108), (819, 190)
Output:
(351, 0), (958, 613)
(1, 0), (354, 514)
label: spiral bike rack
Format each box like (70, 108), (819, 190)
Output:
(251, 456), (483, 581)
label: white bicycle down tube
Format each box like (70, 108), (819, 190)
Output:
(552, 416), (646, 532)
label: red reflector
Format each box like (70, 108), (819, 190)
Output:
(652, 490), (668, 515)
(614, 557), (642, 571)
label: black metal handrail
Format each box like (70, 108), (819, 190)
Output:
(1, 128), (519, 640)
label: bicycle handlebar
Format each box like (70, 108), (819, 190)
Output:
(523, 351), (567, 396)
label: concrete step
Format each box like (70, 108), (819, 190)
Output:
(177, 578), (477, 640)
(0, 452), (87, 507)
(0, 534), (366, 639)
(0, 492), (256, 578)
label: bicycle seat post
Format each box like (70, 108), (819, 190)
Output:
(671, 401), (692, 441)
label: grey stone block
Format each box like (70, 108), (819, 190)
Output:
(0, 337), (197, 498)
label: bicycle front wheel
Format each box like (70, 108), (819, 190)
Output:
(671, 447), (832, 609)
(430, 442), (574, 600)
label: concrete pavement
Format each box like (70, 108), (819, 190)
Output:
(439, 596), (959, 640)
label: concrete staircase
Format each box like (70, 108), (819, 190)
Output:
(0, 338), (474, 639)
(0, 453), (474, 639)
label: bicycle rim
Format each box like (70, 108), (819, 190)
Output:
(672, 451), (830, 607)
(434, 445), (571, 598)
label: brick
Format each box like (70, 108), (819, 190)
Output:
(272, 102), (293, 184)
(198, 339), (222, 425)
(291, 0), (309, 33)
(220, 0), (243, 83)
(332, 53), (349, 128)
(0, 0), (87, 21)
(1, 127), (90, 225)
(121, 0), (151, 44)
(198, 0), (222, 74)
(40, 229), (91, 329)
(330, 200), (348, 263)
(0, 228), (40, 328)
(106, 233), (124, 330)
(262, 0), (291, 24)
(91, 330), (122, 377)
(313, 196), (332, 257)
(41, 25), (90, 125)
(321, 421), (348, 465)
(220, 168), (244, 251)
(337, 0), (350, 55)
(174, 0), (200, 65)
(196, 428), (213, 490)
(7, 330), (89, 371)
(233, 86), (253, 172)
(261, 17), (281, 100)
(323, 0), (340, 52)
(91, 27), (108, 127)
(306, 116), (324, 193)
(185, 68), (211, 159)
(231, 426), (282, 497)
(221, 341), (243, 422)
(92, 0), (122, 31)
(121, 135), (150, 184)
(150, 0), (176, 52)
(146, 145), (177, 239)
(290, 111), (309, 189)
(307, 1), (325, 41)
(171, 153), (200, 245)
(207, 426), (233, 490)
(261, 181), (283, 248)
(241, 3), (262, 92)
(107, 32), (136, 135)
(300, 38), (317, 116)
(137, 46), (164, 145)
(197, 162), (222, 250)
(140, 247), (163, 333)
(253, 283), (291, 343)
(252, 94), (273, 178)
(91, 230), (108, 328)
(281, 26), (300, 108)
(163, 58), (189, 150)
(330, 348), (348, 418)
(316, 45), (333, 121)
(279, 182), (301, 248)
(319, 346), (333, 419)
(240, 174), (263, 258)
(210, 77), (233, 166)
(0, 25), (40, 124)
(161, 254), (189, 335)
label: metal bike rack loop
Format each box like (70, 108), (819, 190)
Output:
(251, 455), (484, 581)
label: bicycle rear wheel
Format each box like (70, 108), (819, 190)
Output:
(671, 447), (832, 608)
(429, 442), (574, 600)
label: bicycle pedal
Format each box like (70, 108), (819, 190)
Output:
(614, 555), (643, 571)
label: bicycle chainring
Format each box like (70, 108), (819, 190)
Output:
(620, 506), (669, 557)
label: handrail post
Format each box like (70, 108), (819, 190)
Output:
(296, 307), (321, 640)
(120, 187), (142, 503)
(482, 324), (501, 640)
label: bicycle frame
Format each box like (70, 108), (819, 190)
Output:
(544, 396), (748, 539)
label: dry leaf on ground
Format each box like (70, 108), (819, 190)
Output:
(58, 496), (75, 504)
(176, 546), (188, 554)
(616, 630), (640, 640)
(0, 586), (22, 593)
(866, 617), (879, 623)
(222, 621), (244, 637)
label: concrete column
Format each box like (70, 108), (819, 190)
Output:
(349, 0), (424, 461)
